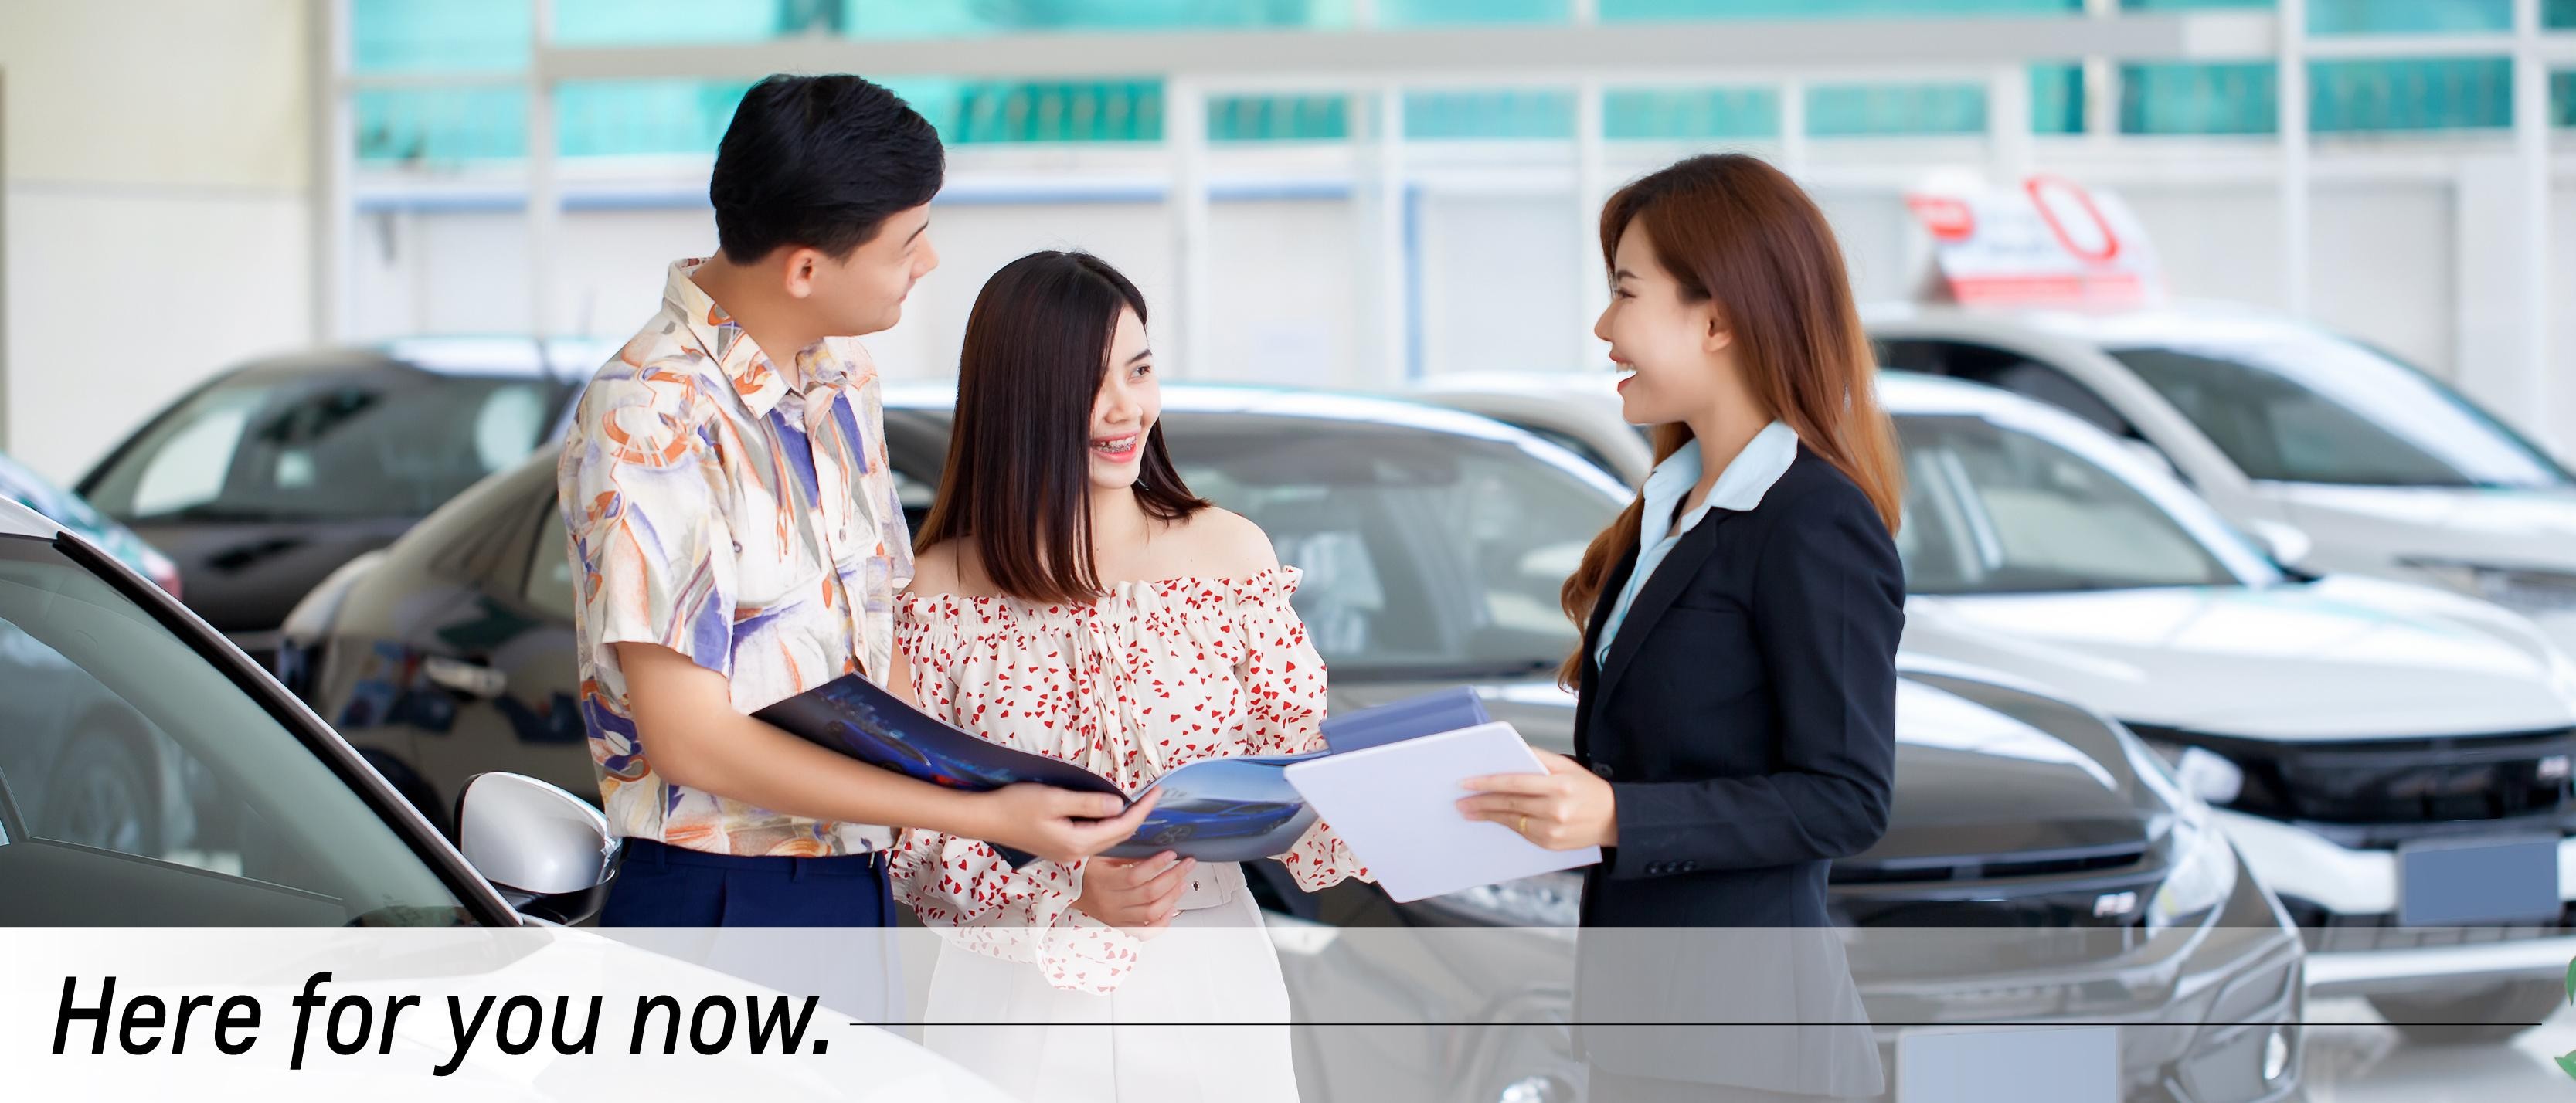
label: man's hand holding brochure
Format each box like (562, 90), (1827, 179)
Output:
(755, 675), (1596, 898)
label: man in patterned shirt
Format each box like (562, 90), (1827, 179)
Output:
(559, 74), (1154, 933)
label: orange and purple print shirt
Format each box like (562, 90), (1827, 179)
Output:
(556, 258), (914, 857)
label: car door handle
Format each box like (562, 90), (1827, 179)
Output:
(423, 656), (508, 699)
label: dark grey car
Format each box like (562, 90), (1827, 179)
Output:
(76, 338), (599, 668)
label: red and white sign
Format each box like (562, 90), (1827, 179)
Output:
(1905, 175), (2163, 309)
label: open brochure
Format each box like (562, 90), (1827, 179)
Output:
(753, 673), (1491, 864)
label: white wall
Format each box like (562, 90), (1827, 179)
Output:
(1, 0), (314, 484)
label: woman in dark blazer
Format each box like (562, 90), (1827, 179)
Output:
(1459, 153), (1905, 1101)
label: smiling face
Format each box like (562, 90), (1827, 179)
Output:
(797, 202), (940, 337)
(1087, 307), (1160, 494)
(1593, 219), (1735, 428)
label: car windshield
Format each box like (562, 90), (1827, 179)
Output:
(1164, 418), (1623, 681)
(1896, 413), (2261, 596)
(2105, 330), (2571, 489)
(0, 534), (474, 924)
(84, 366), (562, 522)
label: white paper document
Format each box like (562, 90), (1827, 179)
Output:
(1283, 721), (1601, 904)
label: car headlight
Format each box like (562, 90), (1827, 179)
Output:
(1422, 870), (1583, 928)
(2148, 792), (2238, 932)
(2402, 558), (2576, 614)
(2138, 739), (2245, 807)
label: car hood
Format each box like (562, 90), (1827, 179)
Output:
(2272, 482), (2576, 572)
(1330, 673), (2154, 867)
(1904, 577), (2576, 739)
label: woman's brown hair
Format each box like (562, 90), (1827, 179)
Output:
(1558, 153), (1903, 687)
(914, 250), (1209, 605)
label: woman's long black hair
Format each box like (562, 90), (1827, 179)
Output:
(913, 250), (1208, 605)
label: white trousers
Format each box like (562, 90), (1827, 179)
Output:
(920, 862), (1300, 1103)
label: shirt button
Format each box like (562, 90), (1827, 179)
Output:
(1590, 761), (1614, 781)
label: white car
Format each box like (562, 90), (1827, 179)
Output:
(0, 495), (1011, 1101)
(1419, 371), (2576, 1043)
(1410, 372), (1656, 487)
(1868, 304), (2576, 660)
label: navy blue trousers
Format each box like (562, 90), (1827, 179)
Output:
(596, 839), (904, 1026)
(600, 838), (895, 927)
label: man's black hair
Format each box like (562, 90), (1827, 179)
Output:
(709, 73), (945, 263)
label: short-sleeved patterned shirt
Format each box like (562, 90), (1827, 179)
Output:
(557, 258), (914, 857)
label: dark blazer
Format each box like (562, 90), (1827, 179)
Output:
(1573, 445), (1904, 928)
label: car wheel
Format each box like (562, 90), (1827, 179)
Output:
(42, 734), (161, 856)
(2370, 979), (2561, 1044)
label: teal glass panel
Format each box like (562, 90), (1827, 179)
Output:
(355, 87), (529, 162)
(1378, 0), (1565, 24)
(351, 0), (527, 73)
(2310, 57), (2511, 132)
(1602, 88), (1779, 140)
(2120, 61), (2276, 134)
(1403, 90), (1576, 140)
(1209, 95), (1352, 141)
(2308, 0), (2509, 33)
(1605, 0), (2076, 17)
(2031, 63), (2085, 134)
(1806, 83), (1987, 137)
(556, 80), (758, 157)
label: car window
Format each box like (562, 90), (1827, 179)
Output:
(121, 389), (261, 517)
(2107, 334), (2571, 488)
(1895, 415), (2239, 596)
(0, 535), (473, 925)
(1878, 338), (2139, 440)
(87, 368), (563, 522)
(1164, 419), (1619, 680)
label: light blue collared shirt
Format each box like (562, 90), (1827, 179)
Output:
(1594, 420), (1800, 670)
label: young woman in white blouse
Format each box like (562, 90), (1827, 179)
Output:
(892, 250), (1368, 1102)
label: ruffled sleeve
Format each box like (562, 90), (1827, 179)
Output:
(1228, 568), (1372, 892)
(885, 832), (1144, 994)
(888, 604), (1144, 994)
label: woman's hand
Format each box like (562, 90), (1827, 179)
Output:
(971, 786), (1161, 867)
(1456, 752), (1618, 850)
(1075, 851), (1197, 932)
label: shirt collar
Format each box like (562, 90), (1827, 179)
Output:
(1638, 419), (1801, 544)
(662, 257), (858, 416)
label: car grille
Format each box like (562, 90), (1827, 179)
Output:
(2127, 723), (2576, 826)
(1833, 843), (2150, 886)
(2279, 897), (2570, 952)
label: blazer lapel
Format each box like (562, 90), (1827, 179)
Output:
(1593, 511), (1731, 707)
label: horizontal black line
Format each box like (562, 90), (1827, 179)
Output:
(850, 1020), (2526, 1027)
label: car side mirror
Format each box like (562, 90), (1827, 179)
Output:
(455, 772), (617, 925)
(2242, 518), (2314, 571)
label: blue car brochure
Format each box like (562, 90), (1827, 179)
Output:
(755, 674), (1489, 864)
